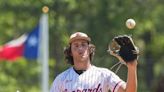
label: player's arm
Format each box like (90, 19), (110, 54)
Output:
(109, 35), (139, 92)
(117, 60), (137, 92)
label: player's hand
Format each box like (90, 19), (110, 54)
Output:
(108, 35), (139, 64)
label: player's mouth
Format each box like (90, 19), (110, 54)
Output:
(78, 51), (87, 57)
(78, 52), (84, 56)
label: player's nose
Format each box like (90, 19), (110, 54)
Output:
(77, 46), (85, 52)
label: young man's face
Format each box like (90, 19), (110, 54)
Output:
(71, 39), (90, 62)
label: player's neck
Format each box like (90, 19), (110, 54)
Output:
(73, 61), (91, 70)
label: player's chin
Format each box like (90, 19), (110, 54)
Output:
(82, 55), (90, 61)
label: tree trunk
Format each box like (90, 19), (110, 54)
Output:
(143, 31), (154, 87)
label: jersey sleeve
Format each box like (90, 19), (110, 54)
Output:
(106, 70), (126, 92)
(50, 75), (62, 92)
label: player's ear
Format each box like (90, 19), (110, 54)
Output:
(68, 45), (73, 56)
(89, 44), (95, 54)
(64, 45), (72, 56)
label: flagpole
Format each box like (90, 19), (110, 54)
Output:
(40, 6), (49, 92)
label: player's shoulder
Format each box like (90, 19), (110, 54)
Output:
(91, 65), (114, 74)
(54, 67), (73, 81)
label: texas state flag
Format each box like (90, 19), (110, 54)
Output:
(0, 25), (40, 61)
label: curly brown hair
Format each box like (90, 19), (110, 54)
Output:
(64, 43), (95, 65)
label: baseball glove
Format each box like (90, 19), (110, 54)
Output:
(108, 35), (139, 63)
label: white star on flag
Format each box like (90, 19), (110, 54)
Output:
(28, 36), (38, 47)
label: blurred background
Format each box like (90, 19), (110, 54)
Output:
(0, 0), (164, 92)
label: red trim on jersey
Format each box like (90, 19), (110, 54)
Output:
(113, 81), (121, 92)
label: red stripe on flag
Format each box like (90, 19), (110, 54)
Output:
(0, 45), (24, 61)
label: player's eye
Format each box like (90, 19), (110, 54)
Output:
(81, 43), (88, 47)
(72, 44), (78, 48)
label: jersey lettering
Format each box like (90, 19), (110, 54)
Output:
(64, 84), (102, 92)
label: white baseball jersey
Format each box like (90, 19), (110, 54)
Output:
(50, 65), (126, 92)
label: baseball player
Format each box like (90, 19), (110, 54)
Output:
(50, 32), (138, 92)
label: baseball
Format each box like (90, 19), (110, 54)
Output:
(126, 19), (136, 29)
